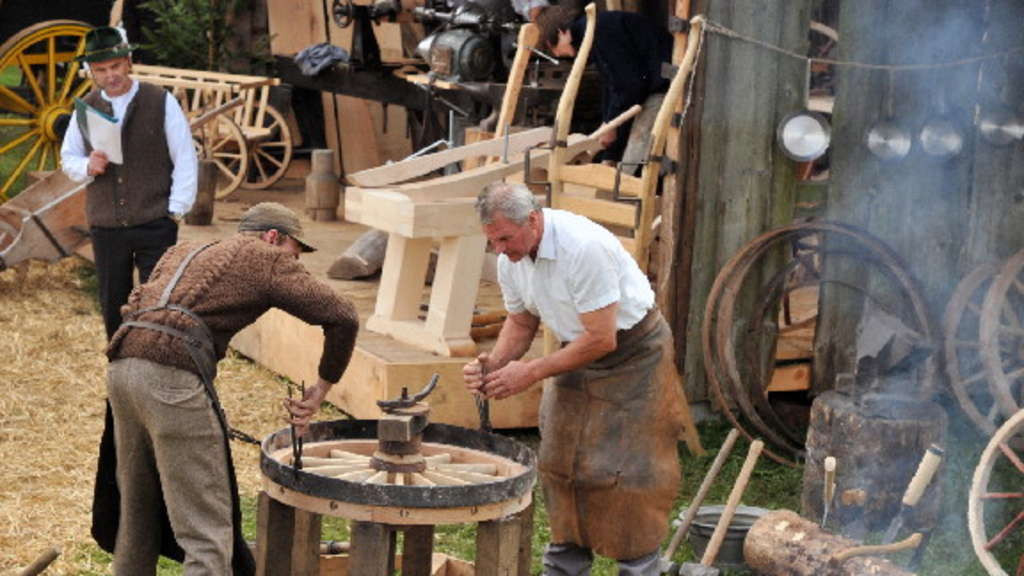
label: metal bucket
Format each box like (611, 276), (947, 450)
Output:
(684, 505), (767, 569)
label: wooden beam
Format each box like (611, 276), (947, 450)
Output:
(559, 164), (643, 196)
(557, 195), (638, 229)
(348, 127), (552, 187)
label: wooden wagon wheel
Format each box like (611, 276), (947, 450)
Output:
(193, 114), (247, 200)
(703, 221), (932, 466)
(0, 20), (91, 200)
(944, 262), (1005, 435)
(980, 250), (1024, 423)
(261, 420), (536, 525)
(969, 408), (1024, 576)
(241, 104), (292, 190)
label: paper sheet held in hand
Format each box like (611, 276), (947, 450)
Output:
(73, 98), (123, 164)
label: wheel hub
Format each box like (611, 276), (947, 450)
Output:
(40, 104), (72, 142)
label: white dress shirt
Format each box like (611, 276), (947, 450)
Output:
(497, 208), (654, 343)
(60, 78), (197, 216)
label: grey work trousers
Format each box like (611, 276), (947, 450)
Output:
(107, 357), (233, 576)
(543, 542), (661, 576)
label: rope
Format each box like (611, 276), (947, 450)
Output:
(700, 17), (1024, 72)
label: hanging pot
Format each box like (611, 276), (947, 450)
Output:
(865, 120), (912, 161)
(919, 118), (963, 159)
(979, 106), (1024, 147)
(776, 111), (831, 162)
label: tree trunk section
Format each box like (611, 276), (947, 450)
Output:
(800, 391), (946, 535)
(744, 509), (915, 576)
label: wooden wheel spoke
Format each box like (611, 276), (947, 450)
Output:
(962, 369), (989, 388)
(16, 53), (46, 106)
(1001, 304), (1024, 331)
(998, 324), (1024, 337)
(212, 159), (239, 179)
(46, 36), (57, 102)
(987, 402), (1002, 425)
(984, 492), (1024, 499)
(71, 80), (91, 99)
(999, 442), (1024, 474)
(968, 300), (984, 317)
(0, 127), (41, 156)
(1006, 365), (1024, 383)
(56, 37), (87, 103)
(0, 84), (38, 115)
(954, 338), (983, 350)
(0, 117), (34, 128)
(985, 509), (1024, 551)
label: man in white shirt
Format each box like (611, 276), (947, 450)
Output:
(61, 26), (197, 340)
(464, 181), (686, 575)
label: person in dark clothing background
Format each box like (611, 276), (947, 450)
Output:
(536, 6), (672, 161)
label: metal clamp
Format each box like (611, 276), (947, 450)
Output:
(612, 160), (645, 230)
(667, 15), (691, 34)
(522, 142), (553, 203)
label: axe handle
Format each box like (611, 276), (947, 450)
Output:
(662, 428), (740, 563)
(903, 444), (943, 507)
(834, 532), (923, 563)
(700, 439), (763, 566)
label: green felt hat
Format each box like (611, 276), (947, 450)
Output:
(76, 26), (136, 63)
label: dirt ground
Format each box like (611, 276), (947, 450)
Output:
(0, 257), (294, 574)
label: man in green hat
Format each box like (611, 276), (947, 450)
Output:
(60, 25), (197, 340)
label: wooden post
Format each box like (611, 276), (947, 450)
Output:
(349, 521), (397, 576)
(306, 149), (341, 221)
(476, 515), (522, 576)
(255, 491), (321, 576)
(184, 160), (217, 226)
(401, 525), (435, 576)
(516, 502), (535, 576)
(679, 0), (811, 405)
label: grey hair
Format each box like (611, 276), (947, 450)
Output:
(476, 181), (541, 225)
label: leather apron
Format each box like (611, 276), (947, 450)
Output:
(538, 309), (685, 560)
(91, 242), (256, 575)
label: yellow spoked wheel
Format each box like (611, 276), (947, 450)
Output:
(0, 20), (92, 201)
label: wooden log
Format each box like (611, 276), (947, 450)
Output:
(800, 390), (946, 535)
(305, 149), (341, 222)
(744, 509), (915, 575)
(327, 228), (388, 280)
(185, 160), (217, 226)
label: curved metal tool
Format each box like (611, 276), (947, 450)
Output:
(377, 373), (440, 411)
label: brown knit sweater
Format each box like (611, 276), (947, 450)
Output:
(108, 235), (359, 382)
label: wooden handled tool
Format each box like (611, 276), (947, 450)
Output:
(881, 444), (943, 544)
(476, 359), (491, 433)
(822, 456), (836, 526)
(700, 439), (764, 566)
(834, 532), (923, 563)
(662, 428), (740, 565)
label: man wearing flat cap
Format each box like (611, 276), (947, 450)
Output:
(60, 25), (198, 340)
(96, 202), (360, 574)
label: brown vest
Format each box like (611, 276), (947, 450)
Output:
(82, 82), (174, 228)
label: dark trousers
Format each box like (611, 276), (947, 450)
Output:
(91, 217), (178, 339)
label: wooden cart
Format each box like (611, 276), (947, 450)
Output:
(130, 64), (293, 199)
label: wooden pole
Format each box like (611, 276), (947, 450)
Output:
(679, 0), (811, 405)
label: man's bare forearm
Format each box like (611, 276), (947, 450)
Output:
(487, 312), (539, 369)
